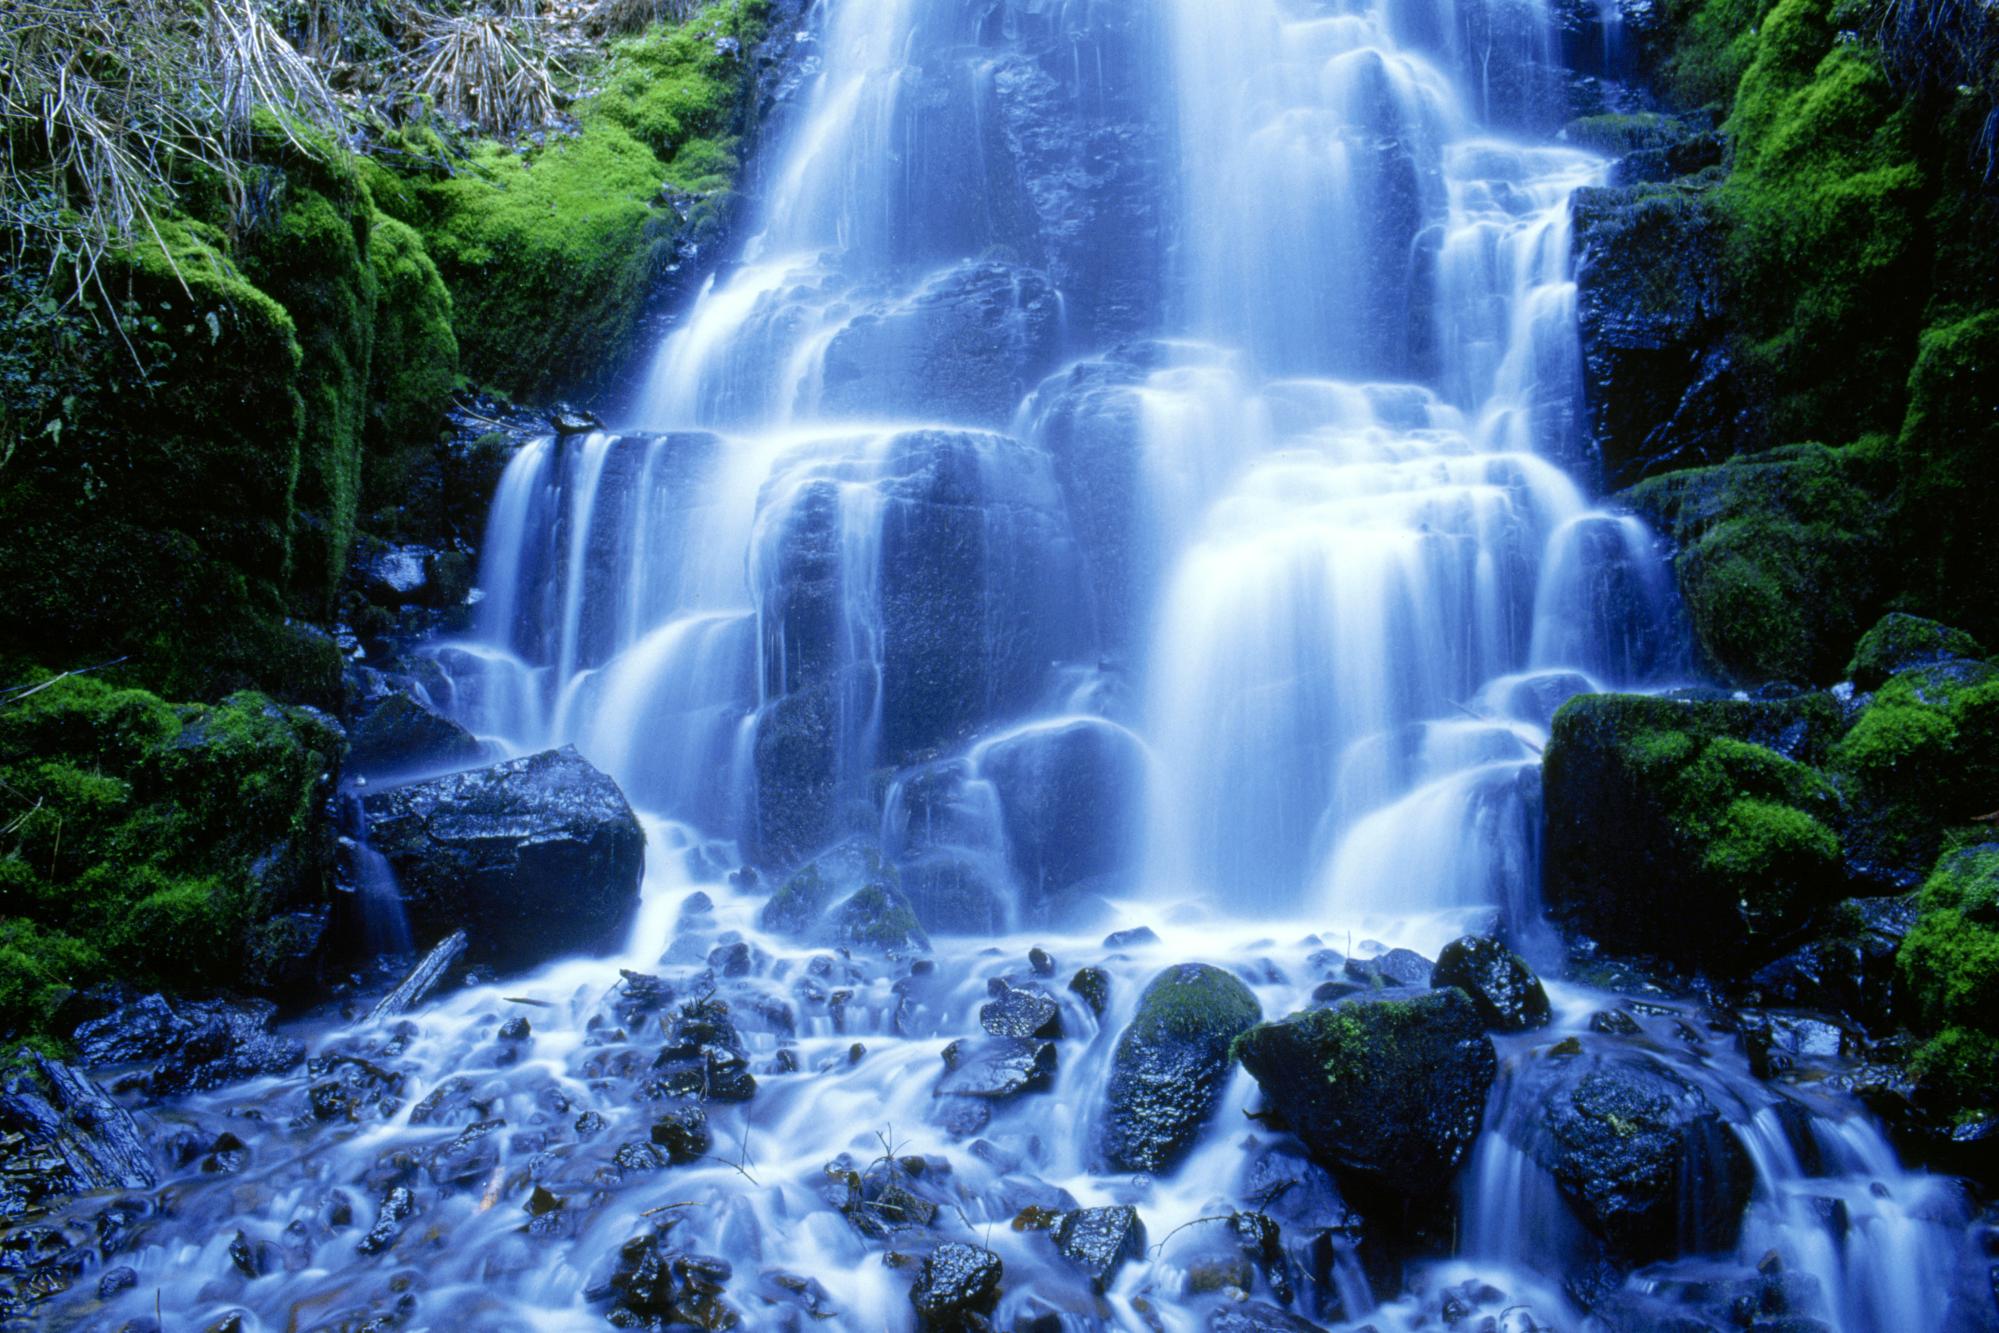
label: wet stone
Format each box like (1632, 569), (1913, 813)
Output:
(98, 1265), (138, 1298)
(759, 1271), (838, 1319)
(1068, 967), (1110, 1017)
(423, 1118), (505, 1188)
(649, 1104), (712, 1164)
(497, 1016), (532, 1042)
(355, 1186), (415, 1256)
(1431, 935), (1552, 1032)
(934, 1038), (1057, 1099)
(1589, 1009), (1641, 1036)
(1052, 1204), (1145, 1289)
(1209, 1300), (1326, 1331)
(1104, 927), (1160, 950)
(1341, 947), (1433, 990)
(1028, 947), (1056, 976)
(588, 1230), (738, 1329)
(979, 979), (1061, 1039)
(909, 1242), (1003, 1330)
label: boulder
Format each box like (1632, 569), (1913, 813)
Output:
(1846, 613), (1986, 691)
(976, 717), (1145, 919)
(1525, 1046), (1754, 1260)
(1233, 990), (1497, 1199)
(586, 1230), (736, 1328)
(346, 689), (484, 776)
(1431, 936), (1552, 1032)
(1571, 179), (1739, 490)
(1747, 894), (1916, 1031)
(909, 1242), (1002, 1330)
(359, 746), (645, 970)
(1541, 691), (1846, 970)
(74, 992), (304, 1095)
(936, 1038), (1057, 1100)
(1052, 1205), (1146, 1289)
(759, 843), (930, 955)
(1099, 963), (1262, 1174)
(980, 980), (1061, 1040)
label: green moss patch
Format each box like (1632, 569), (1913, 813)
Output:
(0, 673), (341, 1046)
(1899, 845), (1999, 1113)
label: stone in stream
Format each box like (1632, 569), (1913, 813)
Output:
(1098, 963), (1263, 1174)
(355, 1185), (416, 1256)
(645, 998), (757, 1103)
(1430, 935), (1552, 1032)
(935, 1038), (1057, 1099)
(1341, 947), (1433, 990)
(760, 842), (931, 955)
(1527, 1045), (1754, 1261)
(979, 979), (1061, 1039)
(0, 1054), (155, 1220)
(1052, 1204), (1145, 1289)
(587, 1229), (737, 1328)
(74, 992), (305, 1096)
(1210, 1302), (1328, 1332)
(1233, 989), (1497, 1199)
(345, 684), (484, 776)
(1068, 966), (1110, 1017)
(909, 1241), (1003, 1330)
(359, 746), (645, 971)
(649, 1104), (711, 1163)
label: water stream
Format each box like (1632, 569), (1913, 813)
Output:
(29, 0), (1981, 1327)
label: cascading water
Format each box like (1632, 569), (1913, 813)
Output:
(33, 0), (1979, 1329)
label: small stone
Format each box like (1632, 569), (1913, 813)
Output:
(1053, 1204), (1145, 1288)
(1028, 947), (1056, 976)
(1068, 966), (1110, 1016)
(909, 1242), (1003, 1328)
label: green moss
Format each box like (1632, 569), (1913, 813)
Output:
(1624, 443), (1885, 684)
(1828, 662), (1999, 878)
(0, 674), (341, 1046)
(1719, 0), (1926, 441)
(1847, 613), (1986, 690)
(0, 918), (102, 1055)
(1657, 0), (1771, 108)
(238, 138), (379, 616)
(363, 212), (459, 527)
(1131, 963), (1260, 1046)
(1899, 845), (1999, 1112)
(1561, 112), (1691, 156)
(1894, 311), (1999, 645)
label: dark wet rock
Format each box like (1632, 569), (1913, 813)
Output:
(1069, 967), (1110, 1017)
(1210, 1301), (1327, 1332)
(98, 1265), (139, 1298)
(0, 1055), (154, 1220)
(1104, 926), (1159, 950)
(649, 1104), (712, 1164)
(1589, 1008), (1643, 1036)
(587, 1229), (738, 1329)
(760, 843), (930, 955)
(497, 1015), (532, 1042)
(423, 1118), (505, 1188)
(707, 940), (755, 977)
(1235, 990), (1497, 1199)
(980, 980), (1061, 1040)
(1432, 935), (1552, 1031)
(550, 407), (603, 436)
(1342, 948), (1434, 990)
(1052, 1204), (1145, 1289)
(819, 261), (1064, 427)
(408, 1076), (486, 1126)
(936, 1038), (1057, 1099)
(909, 1242), (1003, 1330)
(646, 998), (757, 1103)
(1571, 178), (1740, 489)
(74, 993), (304, 1096)
(977, 717), (1146, 918)
(355, 1186), (416, 1256)
(1746, 895), (1916, 1031)
(758, 1270), (839, 1320)
(1528, 1047), (1754, 1261)
(347, 684), (485, 775)
(302, 1052), (404, 1123)
(1846, 613), (1985, 691)
(1099, 963), (1263, 1174)
(360, 746), (645, 970)
(1029, 947), (1056, 976)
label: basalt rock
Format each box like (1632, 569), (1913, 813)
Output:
(587, 1229), (738, 1329)
(1052, 1204), (1145, 1289)
(1099, 963), (1262, 1174)
(1234, 990), (1497, 1199)
(360, 746), (645, 970)
(74, 992), (305, 1096)
(909, 1242), (1002, 1331)
(1431, 935), (1552, 1032)
(1526, 1046), (1754, 1261)
(979, 980), (1061, 1040)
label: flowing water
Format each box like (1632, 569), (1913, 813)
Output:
(31, 0), (1983, 1328)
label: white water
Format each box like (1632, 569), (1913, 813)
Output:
(35, 0), (1972, 1327)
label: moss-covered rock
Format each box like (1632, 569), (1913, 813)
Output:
(1623, 443), (1887, 684)
(1898, 844), (1999, 1115)
(1828, 663), (1999, 883)
(1232, 990), (1497, 1200)
(759, 841), (930, 954)
(1846, 613), (1986, 691)
(362, 213), (459, 526)
(1542, 691), (1846, 968)
(0, 673), (342, 1046)
(1097, 963), (1261, 1175)
(1895, 311), (1999, 646)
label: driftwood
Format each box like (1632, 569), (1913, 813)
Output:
(368, 929), (469, 1020)
(0, 1052), (155, 1198)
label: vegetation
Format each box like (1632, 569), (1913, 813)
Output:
(1900, 845), (1999, 1114)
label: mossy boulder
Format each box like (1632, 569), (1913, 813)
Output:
(1828, 662), (1999, 884)
(759, 841), (929, 954)
(1624, 443), (1886, 685)
(1898, 845), (1999, 1119)
(1431, 935), (1551, 1032)
(1542, 691), (1846, 968)
(0, 674), (343, 1046)
(1232, 990), (1497, 1200)
(1846, 614), (1986, 691)
(1895, 311), (1999, 646)
(361, 213), (459, 527)
(1097, 963), (1261, 1175)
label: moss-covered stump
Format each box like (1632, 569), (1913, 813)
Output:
(0, 673), (343, 1049)
(1623, 443), (1887, 686)
(1829, 662), (1999, 886)
(1542, 691), (1846, 969)
(1097, 963), (1261, 1175)
(1897, 844), (1999, 1119)
(1233, 990), (1497, 1201)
